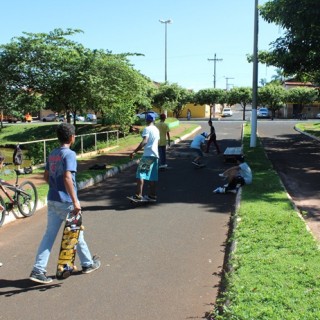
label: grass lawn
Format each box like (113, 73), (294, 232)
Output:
(214, 123), (320, 319)
(295, 121), (320, 139)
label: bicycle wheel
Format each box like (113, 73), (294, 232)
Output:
(0, 195), (6, 227)
(17, 181), (38, 217)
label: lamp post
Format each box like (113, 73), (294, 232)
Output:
(159, 19), (172, 82)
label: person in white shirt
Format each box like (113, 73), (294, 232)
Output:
(130, 114), (160, 201)
(213, 156), (252, 194)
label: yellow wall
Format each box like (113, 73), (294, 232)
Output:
(162, 103), (211, 118)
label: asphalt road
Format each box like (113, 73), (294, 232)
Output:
(0, 121), (243, 320)
(258, 120), (320, 239)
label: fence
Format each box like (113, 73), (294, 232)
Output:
(17, 130), (119, 165)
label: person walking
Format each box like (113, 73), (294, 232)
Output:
(156, 113), (171, 169)
(130, 113), (160, 201)
(30, 123), (100, 284)
(187, 109), (191, 121)
(205, 120), (221, 154)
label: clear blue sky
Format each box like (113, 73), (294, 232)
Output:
(1, 0), (280, 91)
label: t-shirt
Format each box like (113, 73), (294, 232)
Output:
(190, 134), (205, 150)
(156, 122), (170, 146)
(142, 124), (160, 158)
(46, 147), (78, 203)
(239, 162), (252, 184)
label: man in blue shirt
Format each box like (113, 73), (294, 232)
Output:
(30, 123), (100, 284)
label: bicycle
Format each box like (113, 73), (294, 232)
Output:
(0, 165), (38, 227)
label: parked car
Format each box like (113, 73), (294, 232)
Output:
(86, 113), (97, 121)
(257, 108), (269, 118)
(59, 114), (85, 122)
(316, 113), (320, 119)
(135, 111), (159, 120)
(221, 108), (233, 117)
(42, 114), (58, 122)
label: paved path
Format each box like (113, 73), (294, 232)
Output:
(258, 120), (320, 240)
(0, 121), (243, 320)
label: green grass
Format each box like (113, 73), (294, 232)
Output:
(295, 121), (320, 138)
(214, 123), (320, 319)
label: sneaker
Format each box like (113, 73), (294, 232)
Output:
(29, 271), (53, 284)
(218, 173), (225, 178)
(226, 189), (237, 194)
(192, 161), (199, 166)
(144, 195), (157, 202)
(82, 255), (101, 274)
(132, 194), (143, 201)
(213, 187), (225, 194)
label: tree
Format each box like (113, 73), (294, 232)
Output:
(227, 87), (252, 120)
(258, 84), (286, 119)
(152, 83), (192, 118)
(259, 0), (320, 83)
(87, 50), (151, 131)
(0, 28), (90, 124)
(0, 29), (150, 132)
(193, 88), (226, 118)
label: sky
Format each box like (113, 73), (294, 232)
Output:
(0, 0), (281, 91)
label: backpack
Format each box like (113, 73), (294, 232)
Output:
(13, 145), (23, 165)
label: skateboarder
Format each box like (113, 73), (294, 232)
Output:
(30, 123), (100, 284)
(130, 113), (160, 201)
(213, 156), (252, 193)
(190, 132), (208, 166)
(155, 113), (171, 169)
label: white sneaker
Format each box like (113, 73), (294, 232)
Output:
(226, 189), (237, 194)
(218, 173), (225, 178)
(213, 187), (225, 194)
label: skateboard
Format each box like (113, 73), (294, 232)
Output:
(192, 162), (206, 169)
(127, 196), (157, 205)
(56, 211), (84, 280)
(159, 166), (173, 171)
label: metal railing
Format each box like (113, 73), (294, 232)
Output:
(17, 130), (119, 165)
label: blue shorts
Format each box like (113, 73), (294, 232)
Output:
(136, 156), (159, 181)
(191, 148), (203, 157)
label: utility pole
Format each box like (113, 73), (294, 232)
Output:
(208, 53), (223, 88)
(250, 0), (259, 148)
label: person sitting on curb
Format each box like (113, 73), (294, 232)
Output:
(213, 155), (252, 194)
(190, 132), (208, 166)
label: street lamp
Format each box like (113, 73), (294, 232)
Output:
(159, 19), (172, 82)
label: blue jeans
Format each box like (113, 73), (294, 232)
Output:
(158, 146), (167, 166)
(32, 200), (93, 273)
